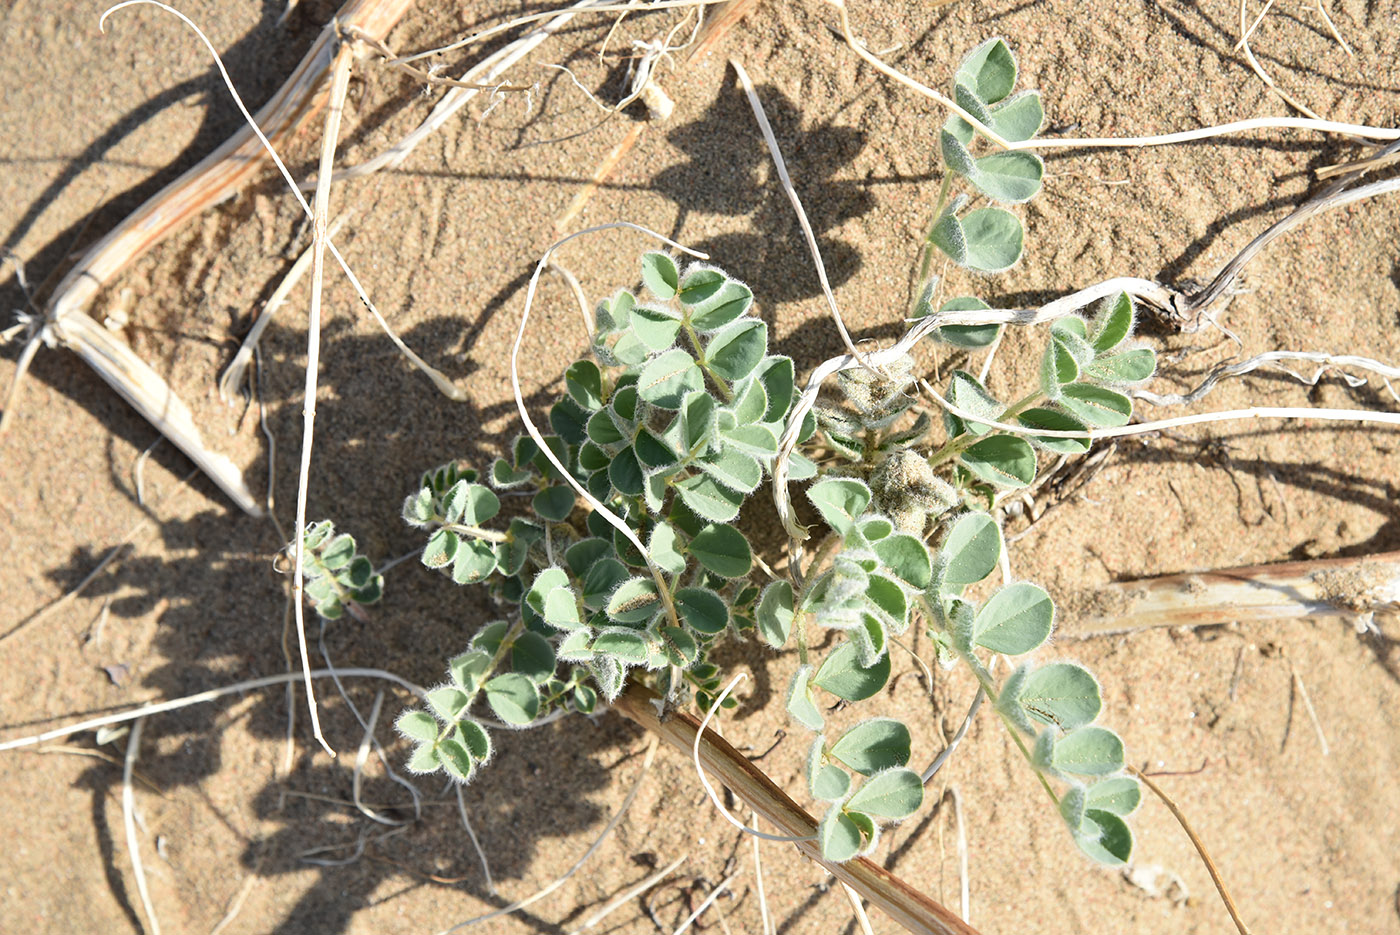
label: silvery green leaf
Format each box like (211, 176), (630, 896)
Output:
(608, 446), (645, 496)
(532, 486), (575, 522)
(961, 206), (1023, 272)
(428, 687), (469, 722)
(490, 458), (533, 489)
(704, 319), (767, 382)
(1059, 384), (1133, 427)
(565, 358), (605, 410)
(630, 304), (683, 351)
(818, 805), (862, 862)
(1084, 777), (1142, 816)
(407, 743), (441, 774)
(511, 631), (557, 682)
(640, 251), (679, 300)
(449, 649), (492, 691)
(403, 487), (435, 526)
(973, 582), (1053, 654)
(459, 720), (491, 762)
(1083, 348), (1156, 384)
(988, 90), (1044, 142)
(1076, 809), (1134, 865)
(438, 737), (474, 781)
(1090, 292), (1134, 352)
(845, 767), (924, 819)
(648, 522), (688, 575)
(940, 129), (977, 176)
(677, 265), (725, 306)
(720, 423), (779, 458)
(872, 534), (932, 590)
(484, 673), (540, 726)
(955, 37), (1017, 104)
(756, 580), (795, 649)
(689, 280), (754, 332)
(946, 369), (1003, 436)
(396, 710), (438, 743)
(829, 718), (912, 775)
(755, 356), (795, 423)
(936, 512), (1001, 590)
(786, 664), (824, 730)
(697, 448), (762, 493)
(1051, 726), (1125, 776)
(605, 576), (662, 624)
(1019, 662), (1102, 730)
(970, 151), (1044, 203)
(807, 478), (872, 537)
(960, 434), (1037, 488)
(729, 376), (768, 425)
(675, 586), (729, 634)
(927, 209), (968, 265)
(689, 523), (753, 578)
(675, 474), (744, 522)
(421, 528), (456, 569)
(812, 641), (891, 702)
(451, 538), (497, 585)
(1017, 407), (1091, 454)
(590, 628), (649, 664)
(637, 348), (703, 409)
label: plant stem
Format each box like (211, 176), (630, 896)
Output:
(925, 390), (1042, 468)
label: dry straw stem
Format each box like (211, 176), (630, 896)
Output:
(1130, 765), (1253, 935)
(1063, 551), (1400, 640)
(2, 0), (415, 512)
(122, 718), (160, 935)
(612, 682), (980, 935)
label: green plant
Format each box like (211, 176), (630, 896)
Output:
(385, 37), (1152, 870)
(296, 520), (384, 621)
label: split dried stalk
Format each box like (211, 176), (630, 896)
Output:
(1065, 551), (1400, 639)
(612, 683), (979, 935)
(3, 0), (415, 515)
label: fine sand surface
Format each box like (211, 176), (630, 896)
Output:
(2, 1), (1398, 933)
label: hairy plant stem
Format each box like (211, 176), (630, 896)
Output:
(924, 391), (1042, 468)
(916, 174), (956, 290)
(683, 318), (732, 400)
(435, 618), (525, 744)
(441, 522), (508, 543)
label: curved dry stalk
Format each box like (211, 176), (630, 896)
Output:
(1135, 350), (1400, 407)
(730, 57), (874, 372)
(1236, 0), (1327, 123)
(571, 854), (689, 933)
(612, 682), (980, 935)
(1130, 766), (1253, 935)
(922, 377), (1400, 439)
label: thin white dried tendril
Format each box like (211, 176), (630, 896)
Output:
(328, 0), (612, 184)
(832, 0), (1399, 150)
(920, 379), (1400, 439)
(512, 223), (705, 627)
(730, 57), (875, 372)
(0, 668), (428, 753)
(392, 0), (730, 66)
(437, 736), (660, 932)
(692, 673), (816, 843)
(1135, 351), (1400, 407)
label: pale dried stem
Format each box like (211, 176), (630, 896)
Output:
(731, 57), (874, 371)
(122, 718), (161, 935)
(1064, 551), (1400, 640)
(290, 38), (355, 759)
(1130, 766), (1253, 935)
(612, 682), (980, 935)
(571, 854), (688, 933)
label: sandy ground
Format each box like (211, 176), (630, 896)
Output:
(2, 1), (1399, 933)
